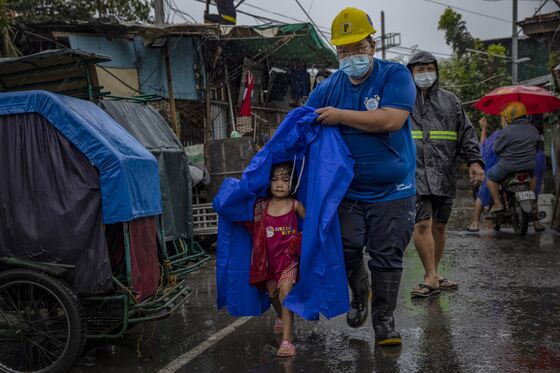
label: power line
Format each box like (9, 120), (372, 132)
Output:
(190, 0), (333, 38)
(441, 73), (507, 88)
(167, 0), (196, 23)
(394, 45), (453, 57)
(421, 0), (512, 23)
(193, 0), (288, 25)
(240, 1), (331, 33)
(293, 0), (332, 46)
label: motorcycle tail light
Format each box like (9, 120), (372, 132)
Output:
(517, 173), (528, 182)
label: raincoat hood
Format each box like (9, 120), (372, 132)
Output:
(407, 51), (440, 93)
(407, 51), (438, 69)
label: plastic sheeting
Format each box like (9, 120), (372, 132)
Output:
(0, 113), (113, 294)
(100, 100), (192, 240)
(213, 106), (355, 320)
(0, 90), (162, 224)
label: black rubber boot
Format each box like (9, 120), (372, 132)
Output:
(346, 261), (370, 328)
(371, 271), (402, 346)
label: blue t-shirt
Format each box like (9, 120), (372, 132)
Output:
(307, 59), (417, 203)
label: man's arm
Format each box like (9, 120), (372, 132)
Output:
(479, 117), (488, 145)
(457, 105), (483, 167)
(315, 106), (410, 133)
(455, 103), (484, 185)
(315, 65), (415, 133)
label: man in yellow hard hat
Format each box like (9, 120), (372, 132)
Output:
(486, 101), (541, 212)
(307, 7), (417, 346)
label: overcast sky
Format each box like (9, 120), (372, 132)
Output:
(174, 0), (557, 61)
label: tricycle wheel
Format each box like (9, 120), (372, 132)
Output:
(0, 269), (86, 373)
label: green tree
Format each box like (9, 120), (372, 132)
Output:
(438, 7), (474, 55)
(437, 8), (511, 129)
(7, 0), (153, 23)
(0, 0), (20, 57)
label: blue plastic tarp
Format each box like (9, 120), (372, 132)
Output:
(213, 106), (354, 320)
(0, 90), (162, 224)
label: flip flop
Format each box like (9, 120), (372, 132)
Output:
(410, 284), (441, 298)
(489, 206), (505, 214)
(439, 277), (459, 290)
(277, 340), (296, 357)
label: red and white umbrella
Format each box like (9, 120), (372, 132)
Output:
(473, 85), (560, 115)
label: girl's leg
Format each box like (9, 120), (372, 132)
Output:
(278, 282), (295, 342)
(271, 296), (282, 319)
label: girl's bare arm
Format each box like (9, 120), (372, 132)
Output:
(295, 200), (306, 219)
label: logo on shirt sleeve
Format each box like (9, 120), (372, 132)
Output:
(364, 95), (380, 111)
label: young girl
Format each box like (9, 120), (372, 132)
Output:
(248, 162), (305, 357)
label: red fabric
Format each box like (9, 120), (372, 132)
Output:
(128, 217), (161, 302)
(248, 198), (301, 289)
(265, 202), (299, 282)
(473, 85), (560, 115)
(239, 71), (254, 117)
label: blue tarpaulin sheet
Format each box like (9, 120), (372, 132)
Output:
(0, 90), (162, 224)
(213, 106), (354, 320)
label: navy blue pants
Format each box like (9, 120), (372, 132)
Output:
(338, 196), (416, 276)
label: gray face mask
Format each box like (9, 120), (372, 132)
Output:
(414, 72), (437, 89)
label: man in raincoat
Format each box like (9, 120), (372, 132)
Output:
(308, 7), (417, 346)
(407, 51), (484, 297)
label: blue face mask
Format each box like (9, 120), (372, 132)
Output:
(339, 55), (371, 79)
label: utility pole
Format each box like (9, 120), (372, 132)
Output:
(381, 11), (386, 60)
(512, 0), (518, 84)
(164, 45), (180, 139)
(155, 0), (165, 24)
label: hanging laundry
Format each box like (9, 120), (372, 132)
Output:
(239, 70), (254, 117)
(290, 67), (310, 102)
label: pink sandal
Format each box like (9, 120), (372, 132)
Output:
(273, 318), (283, 334)
(277, 340), (296, 357)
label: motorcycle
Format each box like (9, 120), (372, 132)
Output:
(487, 172), (545, 236)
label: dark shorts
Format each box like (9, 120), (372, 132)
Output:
(415, 195), (454, 224)
(338, 195), (416, 272)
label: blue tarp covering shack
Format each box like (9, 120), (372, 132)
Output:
(0, 90), (161, 224)
(0, 90), (161, 294)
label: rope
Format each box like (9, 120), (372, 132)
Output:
(290, 156), (305, 195)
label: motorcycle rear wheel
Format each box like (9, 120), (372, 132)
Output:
(511, 200), (529, 236)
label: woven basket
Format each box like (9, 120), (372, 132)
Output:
(236, 116), (253, 135)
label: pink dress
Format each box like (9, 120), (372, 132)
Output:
(264, 201), (300, 295)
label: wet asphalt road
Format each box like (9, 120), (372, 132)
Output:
(71, 190), (560, 373)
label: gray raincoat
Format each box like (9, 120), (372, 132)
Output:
(407, 51), (483, 198)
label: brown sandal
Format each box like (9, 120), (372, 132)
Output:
(439, 278), (458, 290)
(411, 284), (441, 298)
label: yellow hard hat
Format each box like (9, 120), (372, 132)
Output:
(331, 7), (376, 46)
(501, 101), (527, 124)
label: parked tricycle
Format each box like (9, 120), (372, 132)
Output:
(0, 91), (200, 372)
